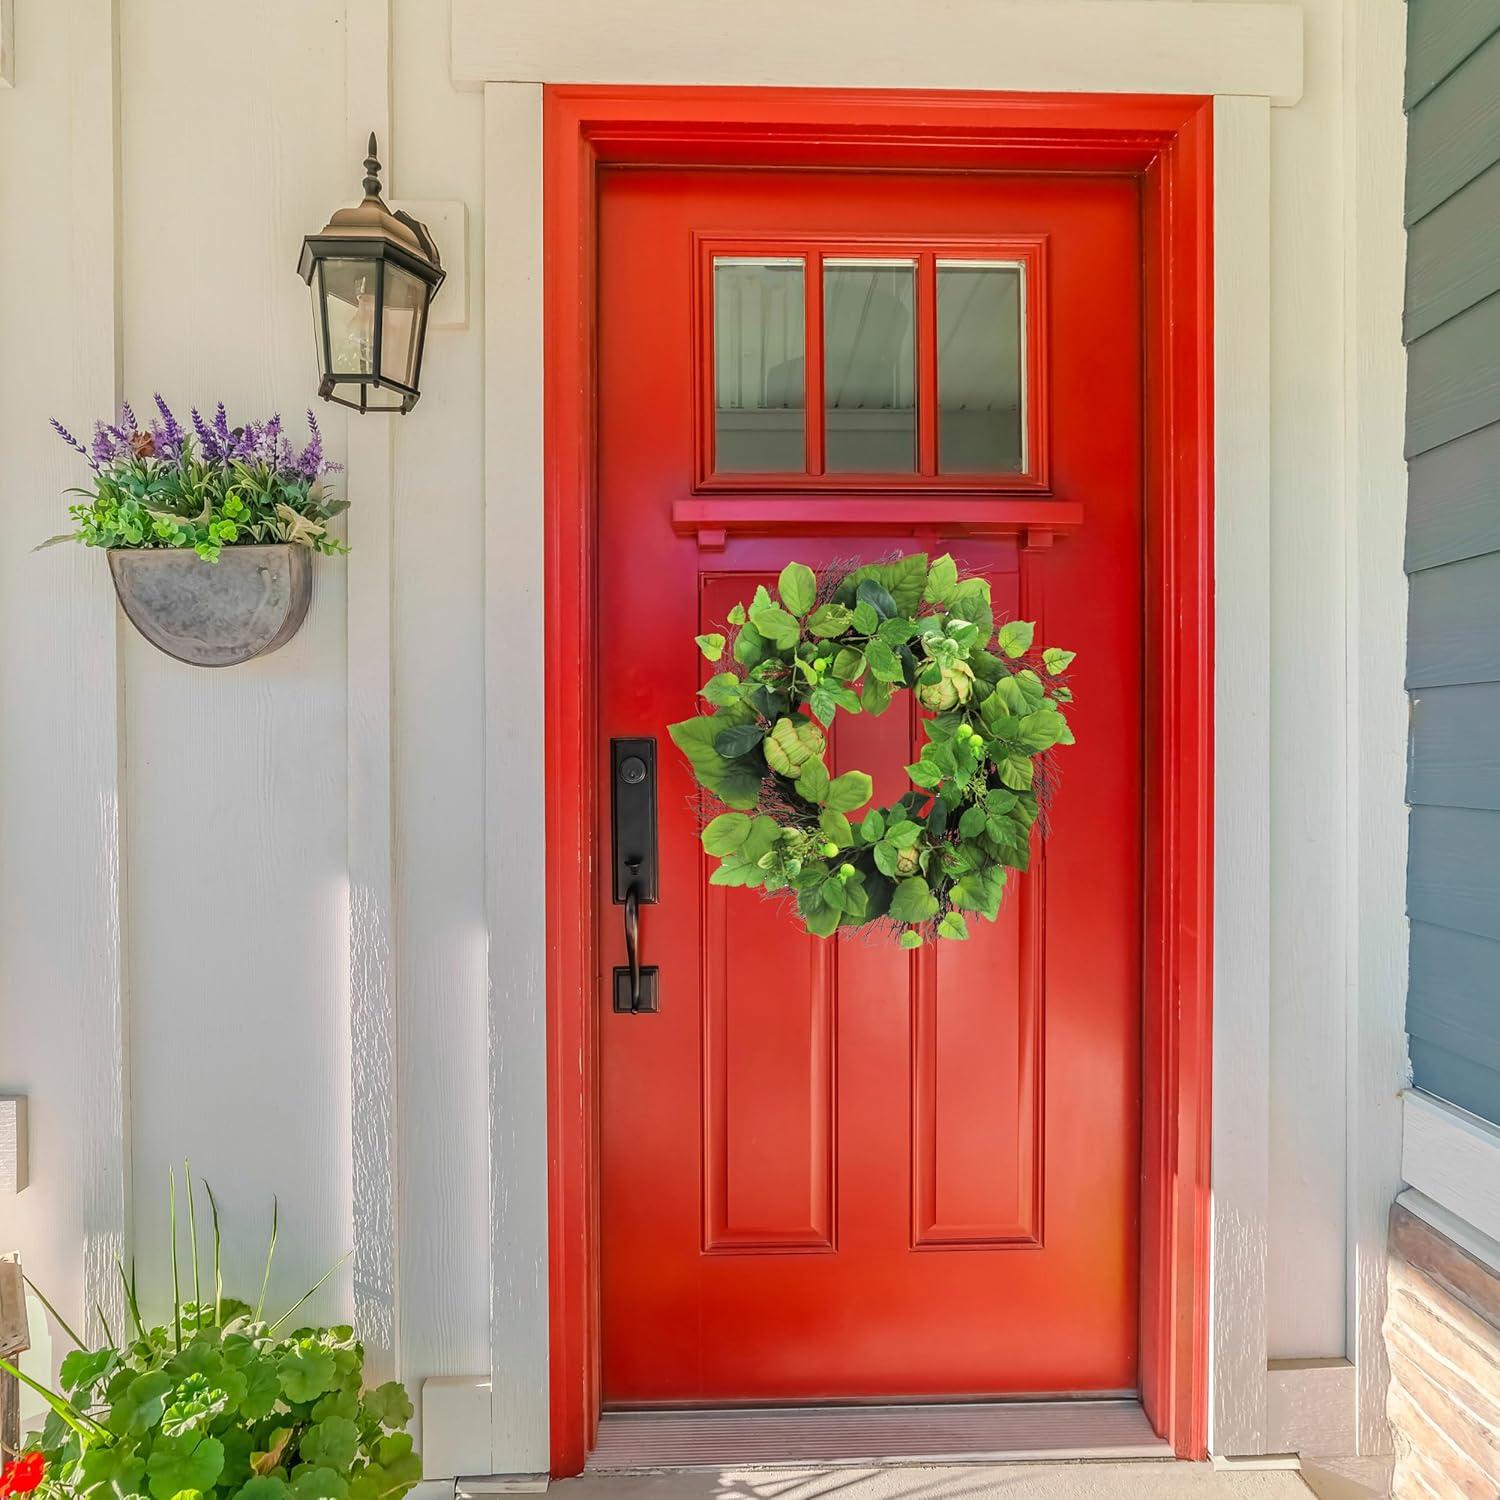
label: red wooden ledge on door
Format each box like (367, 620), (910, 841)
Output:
(543, 85), (1214, 1476)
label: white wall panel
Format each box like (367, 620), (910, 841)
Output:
(118, 0), (353, 1322)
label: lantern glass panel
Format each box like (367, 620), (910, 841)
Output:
(321, 258), (380, 376)
(380, 265), (426, 389)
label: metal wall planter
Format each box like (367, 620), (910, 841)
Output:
(107, 544), (313, 667)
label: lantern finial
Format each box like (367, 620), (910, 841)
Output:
(362, 133), (382, 199)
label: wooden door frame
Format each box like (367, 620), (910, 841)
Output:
(542, 85), (1214, 1475)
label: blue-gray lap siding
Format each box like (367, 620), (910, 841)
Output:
(1405, 0), (1500, 1126)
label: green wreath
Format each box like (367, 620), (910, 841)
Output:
(668, 552), (1077, 947)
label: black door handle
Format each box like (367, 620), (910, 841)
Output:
(612, 740), (659, 1014)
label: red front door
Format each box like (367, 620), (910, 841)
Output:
(596, 164), (1142, 1405)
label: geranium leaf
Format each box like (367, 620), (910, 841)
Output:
(777, 562), (817, 618)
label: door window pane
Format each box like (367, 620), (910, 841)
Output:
(713, 258), (806, 473)
(937, 261), (1025, 473)
(824, 259), (916, 473)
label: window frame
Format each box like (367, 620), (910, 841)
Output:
(693, 231), (1049, 493)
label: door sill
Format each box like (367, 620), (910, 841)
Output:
(586, 1399), (1170, 1472)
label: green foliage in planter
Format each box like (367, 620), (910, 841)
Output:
(2, 1176), (418, 1500)
(43, 400), (348, 564)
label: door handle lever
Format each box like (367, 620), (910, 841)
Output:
(623, 871), (644, 1011)
(614, 870), (659, 1013)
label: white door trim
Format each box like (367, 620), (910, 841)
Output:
(467, 0), (1411, 1475)
(451, 0), (1305, 105)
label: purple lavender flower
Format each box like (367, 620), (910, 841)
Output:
(191, 407), (223, 463)
(49, 417), (89, 459)
(297, 409), (325, 479)
(90, 422), (123, 467)
(152, 394), (186, 456)
(120, 400), (139, 435)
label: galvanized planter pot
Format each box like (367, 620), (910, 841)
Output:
(107, 544), (313, 667)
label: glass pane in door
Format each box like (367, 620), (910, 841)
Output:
(824, 259), (917, 473)
(937, 261), (1025, 473)
(713, 257), (806, 473)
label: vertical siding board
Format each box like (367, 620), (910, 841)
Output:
(1408, 683), (1500, 808)
(1405, 421), (1500, 570)
(1407, 806), (1500, 943)
(1405, 25), (1500, 223)
(1405, 163), (1500, 340)
(1406, 0), (1500, 106)
(1405, 293), (1500, 456)
(1406, 553), (1500, 687)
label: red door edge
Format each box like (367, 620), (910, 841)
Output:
(541, 85), (1214, 1475)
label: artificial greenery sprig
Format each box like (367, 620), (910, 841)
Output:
(669, 552), (1077, 947)
(41, 400), (348, 564)
(0, 1170), (419, 1500)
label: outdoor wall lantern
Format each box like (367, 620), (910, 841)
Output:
(298, 134), (445, 414)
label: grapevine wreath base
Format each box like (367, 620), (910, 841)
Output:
(668, 552), (1077, 948)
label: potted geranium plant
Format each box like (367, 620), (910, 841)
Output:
(0, 1173), (420, 1500)
(42, 400), (347, 667)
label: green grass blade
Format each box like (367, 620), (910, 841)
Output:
(184, 1160), (202, 1327)
(116, 1258), (145, 1341)
(0, 1356), (109, 1439)
(169, 1167), (182, 1352)
(204, 1179), (223, 1325)
(256, 1195), (279, 1322)
(95, 1300), (115, 1349)
(21, 1273), (85, 1350)
(268, 1250), (351, 1334)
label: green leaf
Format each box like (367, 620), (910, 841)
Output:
(279, 1344), (337, 1402)
(958, 805), (988, 838)
(859, 809), (885, 842)
(699, 673), (742, 706)
(951, 864), (1006, 919)
(60, 1346), (118, 1395)
(899, 930), (924, 949)
(362, 1380), (415, 1429)
(998, 753), (1035, 791)
(807, 603), (854, 638)
(236, 1481), (293, 1500)
(669, 716), (763, 809)
(694, 633), (726, 661)
(830, 647), (865, 680)
(924, 554), (958, 605)
(889, 876), (940, 924)
(147, 1434), (226, 1500)
(291, 1471), (348, 1500)
(808, 685), (838, 728)
(749, 603), (801, 650)
(714, 722), (765, 757)
(743, 815), (782, 863)
(824, 770), (873, 813)
(733, 622), (768, 667)
(906, 759), (945, 790)
(819, 810), (854, 848)
(854, 578), (897, 620)
(795, 759), (831, 804)
(851, 600), (880, 634)
(763, 716), (825, 777)
(864, 639), (904, 683)
(778, 562), (818, 618)
(702, 813), (752, 856)
(727, 602), (747, 627)
(937, 911), (970, 941)
(300, 1416), (359, 1471)
(860, 676), (893, 715)
(1042, 647), (1076, 676)
(80, 1448), (147, 1498)
(997, 620), (1035, 659)
(239, 1359), (282, 1420)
